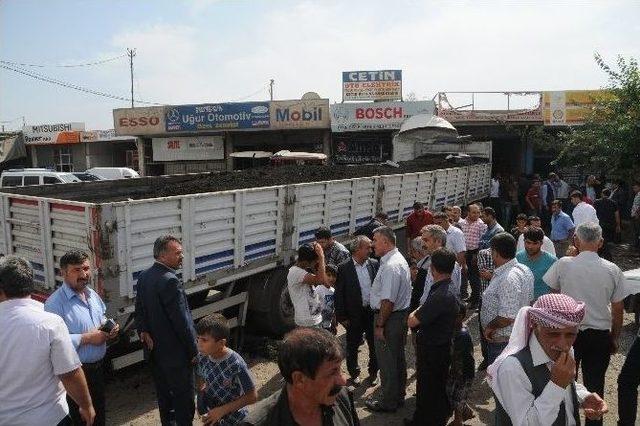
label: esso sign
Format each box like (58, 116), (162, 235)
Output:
(114, 106), (166, 135)
(118, 116), (160, 127)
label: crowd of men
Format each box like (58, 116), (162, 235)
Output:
(1, 172), (639, 426)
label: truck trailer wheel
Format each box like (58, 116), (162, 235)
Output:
(249, 267), (295, 336)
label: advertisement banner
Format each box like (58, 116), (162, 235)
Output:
(342, 70), (402, 101)
(437, 108), (542, 123)
(165, 103), (270, 132)
(22, 122), (85, 145)
(542, 90), (608, 126)
(269, 99), (330, 129)
(331, 101), (435, 132)
(114, 106), (166, 136)
(80, 129), (130, 142)
(152, 136), (224, 161)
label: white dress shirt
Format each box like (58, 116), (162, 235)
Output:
(353, 257), (373, 307)
(517, 234), (557, 256)
(543, 251), (627, 330)
(492, 333), (591, 426)
(445, 225), (466, 254)
(571, 202), (599, 226)
(419, 261), (462, 305)
(369, 247), (411, 310)
(0, 298), (81, 426)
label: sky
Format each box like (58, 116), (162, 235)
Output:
(1, 0), (639, 131)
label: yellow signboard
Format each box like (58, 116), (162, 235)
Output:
(542, 90), (611, 126)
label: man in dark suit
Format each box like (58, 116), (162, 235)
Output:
(135, 235), (198, 426)
(335, 235), (379, 386)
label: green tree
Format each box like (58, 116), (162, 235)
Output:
(553, 54), (640, 179)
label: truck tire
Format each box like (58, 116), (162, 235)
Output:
(250, 267), (295, 336)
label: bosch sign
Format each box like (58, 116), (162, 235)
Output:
(331, 101), (435, 132)
(114, 106), (166, 136)
(355, 107), (403, 119)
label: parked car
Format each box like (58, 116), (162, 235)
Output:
(86, 167), (140, 180)
(0, 168), (81, 187)
(73, 172), (103, 182)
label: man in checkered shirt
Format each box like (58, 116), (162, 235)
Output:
(195, 313), (257, 425)
(476, 247), (494, 371)
(480, 233), (534, 366)
(460, 204), (487, 308)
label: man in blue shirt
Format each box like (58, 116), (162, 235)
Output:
(516, 227), (557, 300)
(45, 250), (119, 426)
(479, 207), (504, 250)
(550, 200), (575, 257)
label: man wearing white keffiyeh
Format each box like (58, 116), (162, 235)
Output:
(488, 294), (609, 425)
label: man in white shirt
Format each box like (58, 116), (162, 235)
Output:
(287, 243), (329, 327)
(516, 216), (557, 256)
(433, 211), (467, 277)
(543, 222), (626, 426)
(489, 293), (608, 425)
(0, 256), (95, 426)
(365, 226), (412, 413)
(570, 190), (599, 226)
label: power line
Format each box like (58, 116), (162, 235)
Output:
(0, 62), (165, 105)
(0, 54), (127, 68)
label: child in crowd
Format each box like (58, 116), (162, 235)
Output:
(316, 264), (338, 334)
(447, 304), (475, 425)
(195, 313), (257, 426)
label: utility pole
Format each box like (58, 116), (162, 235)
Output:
(127, 48), (137, 108)
(269, 79), (275, 101)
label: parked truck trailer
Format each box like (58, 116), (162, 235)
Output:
(0, 157), (491, 370)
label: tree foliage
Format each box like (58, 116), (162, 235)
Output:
(553, 54), (640, 178)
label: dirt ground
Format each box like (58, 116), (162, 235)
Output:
(106, 244), (640, 426)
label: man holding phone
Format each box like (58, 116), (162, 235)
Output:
(45, 250), (119, 426)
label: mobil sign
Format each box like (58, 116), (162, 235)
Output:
(114, 106), (166, 136)
(331, 101), (435, 132)
(270, 99), (330, 129)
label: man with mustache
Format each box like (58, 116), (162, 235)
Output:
(489, 294), (608, 425)
(242, 327), (358, 425)
(45, 250), (118, 426)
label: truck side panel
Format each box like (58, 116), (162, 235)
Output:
(114, 187), (285, 299)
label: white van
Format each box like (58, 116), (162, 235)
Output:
(0, 168), (82, 187)
(85, 167), (140, 180)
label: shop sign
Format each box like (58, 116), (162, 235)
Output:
(331, 101), (434, 132)
(269, 99), (330, 129)
(152, 136), (224, 161)
(22, 122), (85, 145)
(542, 90), (610, 126)
(165, 103), (270, 132)
(114, 106), (166, 135)
(342, 70), (402, 101)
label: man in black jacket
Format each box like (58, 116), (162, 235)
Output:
(335, 235), (379, 386)
(135, 235), (198, 426)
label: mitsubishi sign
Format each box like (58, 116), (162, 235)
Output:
(22, 122), (85, 145)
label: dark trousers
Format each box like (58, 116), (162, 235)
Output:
(464, 250), (480, 305)
(412, 346), (452, 426)
(57, 416), (73, 426)
(150, 360), (195, 426)
(345, 307), (378, 378)
(68, 362), (105, 426)
(478, 299), (488, 363)
(618, 335), (640, 425)
(598, 227), (615, 261)
(373, 310), (408, 410)
(574, 329), (611, 426)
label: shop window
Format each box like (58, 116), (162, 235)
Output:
(53, 147), (73, 172)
